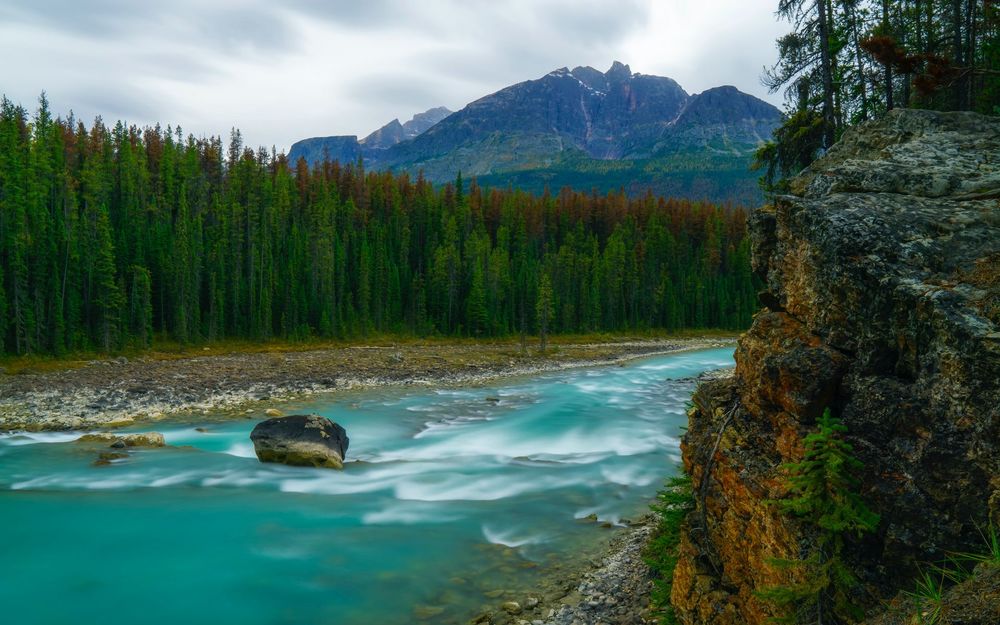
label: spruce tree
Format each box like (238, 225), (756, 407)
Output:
(759, 409), (880, 625)
(467, 263), (488, 336)
(93, 207), (123, 352)
(536, 273), (554, 352)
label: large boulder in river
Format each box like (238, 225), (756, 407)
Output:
(249, 414), (349, 469)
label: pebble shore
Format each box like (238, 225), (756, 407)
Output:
(472, 518), (660, 625)
(0, 338), (734, 431)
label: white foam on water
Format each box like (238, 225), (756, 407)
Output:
(11, 476), (51, 490)
(11, 473), (141, 490)
(482, 525), (548, 548)
(404, 405), (438, 413)
(414, 414), (498, 438)
(150, 472), (199, 488)
(84, 478), (142, 490)
(393, 473), (575, 502)
(516, 451), (612, 465)
(573, 382), (633, 395)
(223, 442), (258, 458)
(202, 470), (271, 488)
(362, 502), (461, 525)
(636, 362), (684, 372)
(433, 389), (478, 398)
(600, 463), (657, 487)
(279, 461), (445, 497)
(0, 431), (83, 446)
(377, 422), (668, 465)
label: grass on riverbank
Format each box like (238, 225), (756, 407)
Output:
(0, 329), (739, 375)
(644, 474), (696, 625)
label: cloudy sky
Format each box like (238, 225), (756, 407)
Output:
(0, 0), (788, 151)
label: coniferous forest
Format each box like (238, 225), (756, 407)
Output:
(0, 96), (757, 356)
(755, 0), (998, 188)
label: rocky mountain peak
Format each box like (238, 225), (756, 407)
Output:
(402, 106), (452, 137)
(361, 118), (405, 149)
(605, 60), (632, 81)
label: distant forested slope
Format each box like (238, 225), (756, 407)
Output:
(0, 96), (757, 356)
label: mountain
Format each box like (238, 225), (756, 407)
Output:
(361, 106), (453, 150)
(287, 106), (452, 167)
(285, 135), (362, 169)
(289, 63), (782, 204)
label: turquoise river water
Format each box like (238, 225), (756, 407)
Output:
(0, 347), (733, 625)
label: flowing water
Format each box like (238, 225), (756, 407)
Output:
(0, 347), (733, 625)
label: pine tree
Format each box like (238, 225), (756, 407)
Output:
(758, 409), (880, 625)
(467, 263), (488, 336)
(93, 207), (123, 351)
(0, 260), (6, 352)
(128, 265), (153, 348)
(536, 273), (554, 352)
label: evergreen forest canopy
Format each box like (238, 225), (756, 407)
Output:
(756, 0), (999, 189)
(0, 96), (757, 356)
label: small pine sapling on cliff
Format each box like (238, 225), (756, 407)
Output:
(758, 408), (880, 625)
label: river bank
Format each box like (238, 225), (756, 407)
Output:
(468, 516), (660, 625)
(0, 336), (734, 431)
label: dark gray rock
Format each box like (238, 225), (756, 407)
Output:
(250, 414), (349, 470)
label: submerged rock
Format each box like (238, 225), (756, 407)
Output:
(502, 601), (522, 615)
(93, 451), (129, 466)
(412, 604), (445, 620)
(249, 414), (349, 469)
(76, 432), (165, 448)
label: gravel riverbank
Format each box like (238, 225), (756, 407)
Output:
(471, 516), (661, 625)
(0, 337), (733, 431)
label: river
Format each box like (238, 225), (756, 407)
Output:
(0, 347), (733, 625)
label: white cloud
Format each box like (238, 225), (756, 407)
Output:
(0, 0), (787, 151)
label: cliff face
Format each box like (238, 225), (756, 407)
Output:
(673, 109), (1000, 624)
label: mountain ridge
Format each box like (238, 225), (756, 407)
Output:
(288, 62), (782, 203)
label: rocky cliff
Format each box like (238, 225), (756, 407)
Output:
(672, 109), (1000, 624)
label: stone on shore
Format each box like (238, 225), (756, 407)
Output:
(76, 432), (165, 448)
(249, 414), (349, 469)
(502, 601), (522, 615)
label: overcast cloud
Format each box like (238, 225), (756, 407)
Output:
(0, 0), (788, 151)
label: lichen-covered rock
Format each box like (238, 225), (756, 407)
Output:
(76, 432), (165, 447)
(674, 109), (1000, 625)
(249, 414), (349, 469)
